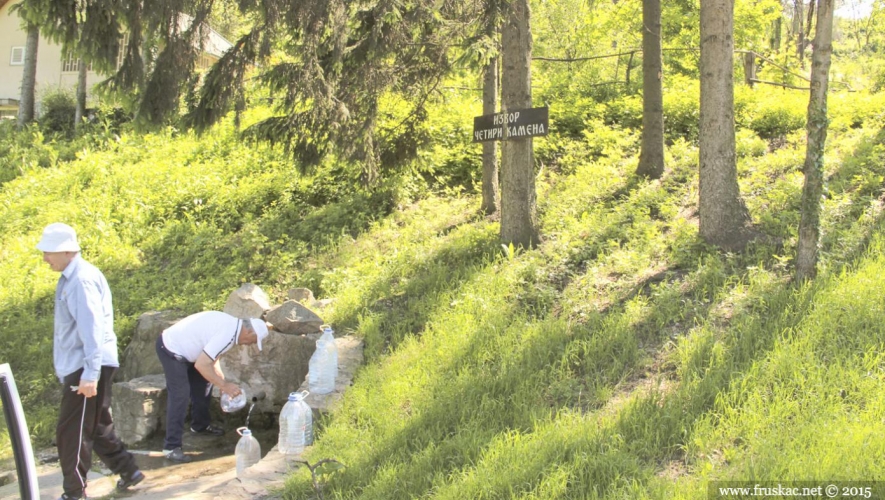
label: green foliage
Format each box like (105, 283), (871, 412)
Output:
(0, 123), (58, 185)
(663, 75), (700, 143)
(736, 87), (806, 140)
(38, 88), (76, 136)
(4, 2), (885, 497)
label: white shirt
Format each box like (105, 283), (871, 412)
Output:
(161, 311), (241, 362)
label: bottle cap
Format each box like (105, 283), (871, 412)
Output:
(288, 390), (309, 401)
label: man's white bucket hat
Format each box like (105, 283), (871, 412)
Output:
(36, 223), (81, 253)
(249, 319), (270, 351)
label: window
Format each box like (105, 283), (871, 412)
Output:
(116, 33), (129, 69)
(61, 53), (92, 73)
(10, 46), (25, 66)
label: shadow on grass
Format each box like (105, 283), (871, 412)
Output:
(334, 221), (502, 361)
(294, 159), (885, 498)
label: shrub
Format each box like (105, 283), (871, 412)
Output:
(603, 95), (643, 130)
(39, 88), (77, 136)
(736, 87), (806, 140)
(663, 75), (700, 143)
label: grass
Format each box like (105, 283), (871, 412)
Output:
(1, 82), (885, 499)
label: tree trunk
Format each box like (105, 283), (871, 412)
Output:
(699, 0), (753, 251)
(481, 56), (500, 215)
(796, 0), (834, 281)
(743, 51), (756, 86)
(17, 23), (39, 128)
(770, 16), (782, 51)
(500, 0), (539, 249)
(636, 0), (665, 179)
(75, 59), (87, 129)
(795, 0), (806, 65)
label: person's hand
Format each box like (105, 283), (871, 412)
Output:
(77, 379), (98, 398)
(221, 382), (241, 398)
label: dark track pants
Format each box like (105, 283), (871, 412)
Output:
(58, 366), (138, 498)
(156, 336), (213, 450)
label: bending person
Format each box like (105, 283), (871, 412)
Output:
(156, 311), (269, 463)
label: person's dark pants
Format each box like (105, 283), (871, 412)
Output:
(58, 366), (138, 498)
(156, 336), (212, 450)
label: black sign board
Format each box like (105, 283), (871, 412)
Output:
(473, 106), (549, 143)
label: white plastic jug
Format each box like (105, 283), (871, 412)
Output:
(221, 390), (247, 413)
(235, 427), (261, 478)
(308, 325), (338, 394)
(278, 390), (312, 455)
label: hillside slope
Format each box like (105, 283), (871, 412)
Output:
(2, 88), (885, 498)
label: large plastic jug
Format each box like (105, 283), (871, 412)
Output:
(308, 325), (338, 394)
(235, 427), (261, 478)
(221, 390), (247, 413)
(278, 390), (312, 455)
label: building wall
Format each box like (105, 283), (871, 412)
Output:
(1, 0), (111, 112)
(0, 0), (231, 117)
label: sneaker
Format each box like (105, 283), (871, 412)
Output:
(163, 447), (192, 463)
(190, 424), (224, 436)
(57, 494), (85, 500)
(116, 469), (145, 490)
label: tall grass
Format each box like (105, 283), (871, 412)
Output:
(2, 84), (885, 499)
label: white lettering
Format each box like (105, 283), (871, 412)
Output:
(475, 127), (507, 141)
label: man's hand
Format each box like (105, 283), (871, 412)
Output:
(77, 379), (98, 398)
(221, 382), (242, 398)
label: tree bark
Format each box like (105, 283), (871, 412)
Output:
(795, 0), (806, 66)
(796, 0), (834, 281)
(637, 0), (665, 179)
(500, 0), (539, 249)
(17, 23), (39, 128)
(75, 59), (88, 129)
(481, 56), (500, 215)
(699, 0), (753, 251)
(743, 51), (756, 86)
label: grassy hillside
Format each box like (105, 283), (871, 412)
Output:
(2, 83), (885, 498)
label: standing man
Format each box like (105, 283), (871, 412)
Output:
(156, 311), (269, 463)
(37, 223), (144, 500)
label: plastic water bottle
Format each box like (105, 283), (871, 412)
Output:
(278, 391), (312, 455)
(308, 325), (338, 394)
(221, 390), (247, 413)
(235, 427), (261, 478)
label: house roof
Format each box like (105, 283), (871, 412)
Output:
(176, 14), (233, 58)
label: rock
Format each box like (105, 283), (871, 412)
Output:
(111, 374), (167, 445)
(117, 310), (183, 381)
(265, 300), (324, 335)
(223, 283), (272, 320)
(287, 288), (315, 304)
(218, 331), (319, 412)
(312, 298), (334, 310)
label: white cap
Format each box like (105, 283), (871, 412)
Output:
(36, 223), (81, 253)
(249, 319), (269, 350)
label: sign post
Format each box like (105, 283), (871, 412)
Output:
(473, 106), (549, 143)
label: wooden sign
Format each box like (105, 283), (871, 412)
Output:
(473, 106), (549, 142)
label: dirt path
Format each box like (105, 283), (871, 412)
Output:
(0, 429), (291, 499)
